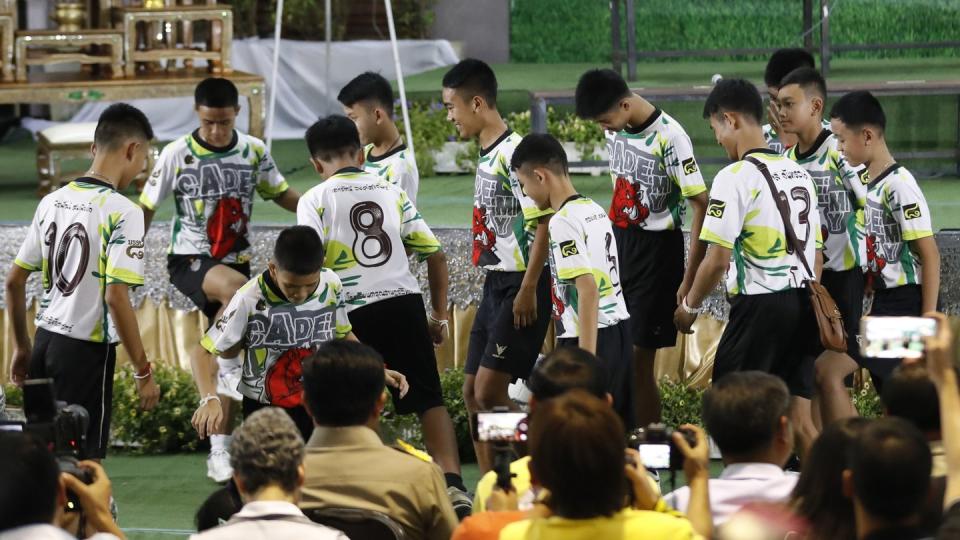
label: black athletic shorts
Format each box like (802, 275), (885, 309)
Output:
(167, 255), (251, 321)
(28, 327), (117, 459)
(817, 268), (866, 361)
(864, 284), (924, 383)
(558, 319), (636, 430)
(713, 288), (818, 398)
(349, 293), (445, 416)
(465, 270), (552, 380)
(242, 397), (313, 441)
(614, 226), (683, 349)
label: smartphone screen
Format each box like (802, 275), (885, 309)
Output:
(860, 316), (937, 359)
(474, 412), (528, 442)
(638, 443), (671, 469)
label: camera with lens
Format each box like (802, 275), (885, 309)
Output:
(22, 379), (92, 512)
(628, 423), (697, 471)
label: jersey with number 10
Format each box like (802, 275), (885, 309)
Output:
(297, 167), (441, 312)
(15, 179), (146, 343)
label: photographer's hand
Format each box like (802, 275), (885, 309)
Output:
(62, 461), (126, 540)
(486, 486), (519, 512)
(674, 424), (712, 539)
(624, 448), (659, 511)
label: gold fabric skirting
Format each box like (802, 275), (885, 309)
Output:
(1, 300), (723, 389)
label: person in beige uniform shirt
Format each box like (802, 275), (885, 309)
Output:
(299, 340), (458, 540)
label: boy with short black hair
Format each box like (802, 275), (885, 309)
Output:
(674, 78), (823, 454)
(830, 90), (941, 382)
(575, 68), (708, 427)
(511, 133), (634, 428)
(442, 58), (553, 473)
(339, 71), (419, 202)
(297, 115), (471, 516)
(778, 67), (869, 424)
(190, 225), (407, 442)
(763, 48), (817, 153)
(7, 103), (160, 459)
(141, 77), (300, 481)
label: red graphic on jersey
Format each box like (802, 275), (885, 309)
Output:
(207, 197), (248, 260)
(609, 176), (649, 229)
(472, 206), (497, 265)
(821, 224), (829, 245)
(866, 234), (887, 276)
(550, 282), (565, 320)
(265, 347), (311, 408)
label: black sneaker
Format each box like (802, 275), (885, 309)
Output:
(447, 485), (473, 521)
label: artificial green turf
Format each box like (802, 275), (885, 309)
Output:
(105, 454), (482, 540)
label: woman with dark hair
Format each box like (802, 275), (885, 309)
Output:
(790, 417), (869, 539)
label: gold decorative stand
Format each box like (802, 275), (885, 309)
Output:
(0, 0), (14, 82)
(119, 5), (232, 77)
(14, 29), (124, 82)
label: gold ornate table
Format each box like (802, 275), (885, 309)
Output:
(0, 68), (266, 138)
(15, 29), (125, 82)
(0, 13), (13, 82)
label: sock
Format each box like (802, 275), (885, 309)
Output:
(444, 472), (467, 492)
(210, 434), (232, 453)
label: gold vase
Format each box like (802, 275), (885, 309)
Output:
(51, 2), (87, 32)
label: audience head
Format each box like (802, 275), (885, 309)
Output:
(195, 481), (243, 532)
(268, 226), (326, 304)
(790, 417), (870, 540)
(776, 67), (828, 133)
(303, 340), (387, 428)
(441, 58), (499, 138)
(93, 103), (154, 187)
(526, 346), (608, 408)
(229, 407), (306, 501)
(703, 79), (764, 161)
(882, 363), (942, 438)
(844, 417), (932, 523)
(510, 133), (570, 211)
(304, 114), (364, 178)
(528, 389), (627, 519)
(829, 90), (886, 167)
(338, 71), (396, 146)
(574, 68), (633, 131)
(764, 48), (815, 96)
(702, 371), (793, 464)
(0, 432), (63, 531)
(193, 78), (240, 148)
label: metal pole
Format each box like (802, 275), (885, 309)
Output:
(611, 0), (622, 74)
(266, 0), (284, 149)
(803, 0), (813, 50)
(384, 0), (416, 160)
(625, 0), (637, 81)
(819, 0), (831, 76)
(325, 0), (332, 106)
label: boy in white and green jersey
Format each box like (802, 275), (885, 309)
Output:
(512, 133), (635, 429)
(830, 90), (940, 384)
(575, 68), (709, 427)
(339, 71), (419, 203)
(762, 48), (816, 153)
(442, 59), (553, 477)
(297, 115), (471, 514)
(675, 79), (823, 454)
(778, 68), (870, 424)
(140, 78), (300, 482)
(190, 226), (407, 441)
(7, 104), (160, 459)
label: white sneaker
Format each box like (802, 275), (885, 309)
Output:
(216, 357), (243, 401)
(207, 449), (233, 483)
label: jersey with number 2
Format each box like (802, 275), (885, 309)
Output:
(297, 167), (441, 312)
(14, 178), (146, 343)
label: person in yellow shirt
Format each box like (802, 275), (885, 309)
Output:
(499, 390), (710, 540)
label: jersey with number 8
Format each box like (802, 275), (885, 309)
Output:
(296, 167), (441, 312)
(699, 150), (823, 296)
(14, 179), (146, 343)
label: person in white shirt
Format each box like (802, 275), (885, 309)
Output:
(0, 432), (123, 540)
(191, 407), (347, 540)
(663, 371), (798, 524)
